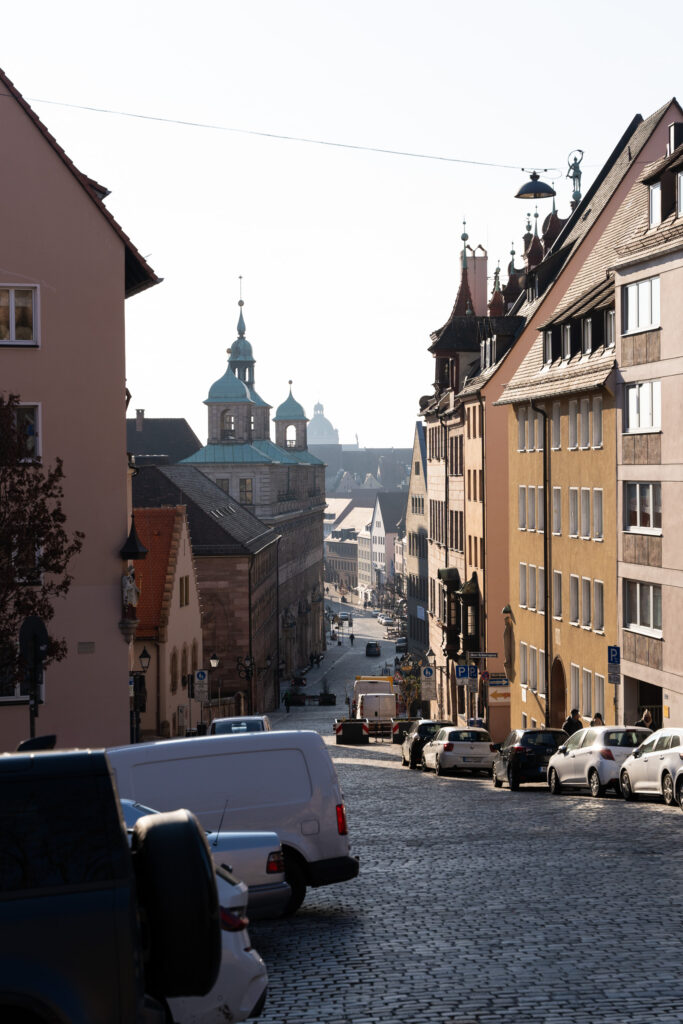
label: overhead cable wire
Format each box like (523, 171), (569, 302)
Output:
(28, 95), (544, 171)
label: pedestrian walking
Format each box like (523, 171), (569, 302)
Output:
(283, 690), (290, 714)
(635, 708), (654, 730)
(349, 632), (354, 646)
(562, 708), (583, 735)
(590, 712), (605, 727)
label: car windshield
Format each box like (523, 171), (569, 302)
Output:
(417, 724), (435, 737)
(604, 729), (651, 747)
(525, 731), (564, 747)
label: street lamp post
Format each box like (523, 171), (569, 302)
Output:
(208, 653), (219, 725)
(131, 646), (151, 743)
(236, 654), (273, 714)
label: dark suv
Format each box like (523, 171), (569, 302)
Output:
(401, 719), (454, 769)
(492, 728), (568, 790)
(0, 748), (221, 1023)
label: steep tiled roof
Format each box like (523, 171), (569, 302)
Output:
(614, 147), (683, 264)
(376, 492), (408, 532)
(132, 465), (277, 556)
(127, 418), (203, 465)
(182, 439), (324, 466)
(133, 507), (184, 635)
(0, 68), (160, 298)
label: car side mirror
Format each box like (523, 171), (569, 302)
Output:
(633, 748), (642, 758)
(491, 743), (501, 752)
(558, 744), (567, 754)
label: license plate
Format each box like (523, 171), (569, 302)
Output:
(462, 757), (482, 763)
(538, 765), (546, 773)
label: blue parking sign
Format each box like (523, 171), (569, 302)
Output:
(607, 646), (620, 665)
(468, 665), (478, 679)
(455, 665), (468, 679)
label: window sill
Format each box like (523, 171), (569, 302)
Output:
(592, 444), (604, 451)
(593, 537), (604, 543)
(624, 625), (663, 640)
(593, 629), (605, 637)
(621, 326), (661, 337)
(624, 528), (662, 537)
(623, 428), (662, 436)
(581, 625), (592, 631)
(0, 341), (39, 348)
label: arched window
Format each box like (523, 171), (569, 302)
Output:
(285, 424), (297, 448)
(170, 649), (179, 693)
(221, 411), (236, 440)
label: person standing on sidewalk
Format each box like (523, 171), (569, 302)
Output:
(283, 690), (290, 713)
(349, 633), (354, 646)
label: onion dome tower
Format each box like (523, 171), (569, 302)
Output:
(204, 342), (254, 444)
(227, 298), (271, 440)
(274, 381), (308, 451)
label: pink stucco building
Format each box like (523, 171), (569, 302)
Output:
(0, 68), (159, 750)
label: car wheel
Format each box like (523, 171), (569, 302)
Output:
(620, 769), (635, 801)
(588, 769), (606, 798)
(409, 750), (418, 769)
(492, 765), (503, 788)
(436, 756), (444, 777)
(507, 765), (519, 791)
(283, 850), (307, 915)
(548, 768), (562, 795)
(132, 809), (221, 998)
(662, 771), (675, 806)
(421, 753), (428, 771)
(401, 749), (408, 766)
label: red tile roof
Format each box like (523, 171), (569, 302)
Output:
(132, 507), (185, 635)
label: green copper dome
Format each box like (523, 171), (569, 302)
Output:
(206, 365), (253, 404)
(274, 382), (307, 421)
(228, 301), (254, 363)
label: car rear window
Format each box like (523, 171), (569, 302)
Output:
(604, 729), (650, 747)
(215, 720), (263, 734)
(525, 731), (565, 747)
(449, 730), (492, 743)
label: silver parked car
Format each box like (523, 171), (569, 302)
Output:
(620, 728), (683, 805)
(421, 727), (494, 776)
(547, 726), (651, 797)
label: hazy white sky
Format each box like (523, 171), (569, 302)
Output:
(7, 1), (683, 446)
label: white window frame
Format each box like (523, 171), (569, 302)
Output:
(568, 401), (578, 449)
(539, 649), (546, 696)
(592, 395), (603, 448)
(528, 565), (536, 611)
(622, 276), (660, 333)
(520, 642), (528, 686)
(581, 318), (592, 356)
(678, 171), (683, 217)
(580, 398), (590, 449)
(595, 674), (605, 717)
(582, 668), (592, 718)
(570, 663), (580, 709)
(594, 580), (604, 633)
(605, 309), (615, 349)
(553, 570), (562, 619)
(624, 481), (661, 534)
(624, 380), (661, 433)
(580, 488), (591, 539)
(569, 488), (579, 538)
(593, 489), (603, 541)
(527, 486), (536, 531)
(527, 411), (535, 452)
(518, 486), (527, 530)
(0, 285), (38, 347)
(543, 330), (553, 366)
(536, 411), (544, 451)
(538, 567), (545, 614)
(552, 402), (561, 450)
(562, 324), (572, 361)
(552, 487), (562, 535)
(529, 646), (537, 692)
(624, 579), (662, 637)
(519, 563), (527, 607)
(581, 576), (591, 628)
(570, 574), (579, 625)
(649, 182), (662, 228)
(518, 408), (527, 451)
(537, 486), (544, 533)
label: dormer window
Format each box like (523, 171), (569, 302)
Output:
(649, 182), (662, 227)
(562, 324), (572, 361)
(543, 330), (552, 366)
(605, 309), (615, 348)
(581, 318), (592, 356)
(678, 171), (683, 217)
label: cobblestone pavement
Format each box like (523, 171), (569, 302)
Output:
(250, 614), (683, 1024)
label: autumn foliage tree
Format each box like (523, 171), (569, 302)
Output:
(0, 394), (84, 692)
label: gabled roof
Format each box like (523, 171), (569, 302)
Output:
(181, 439), (324, 466)
(0, 67), (160, 298)
(375, 492), (408, 532)
(127, 417), (202, 465)
(132, 465), (278, 557)
(133, 507), (186, 635)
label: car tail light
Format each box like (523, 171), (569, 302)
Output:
(266, 850), (285, 874)
(512, 745), (530, 754)
(443, 743), (454, 752)
(220, 908), (249, 931)
(336, 803), (348, 835)
(599, 747), (615, 761)
(490, 744), (496, 752)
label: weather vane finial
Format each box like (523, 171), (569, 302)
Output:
(238, 274), (244, 306)
(567, 150), (584, 204)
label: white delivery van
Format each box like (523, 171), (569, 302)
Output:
(107, 730), (358, 914)
(356, 692), (397, 738)
(351, 675), (394, 705)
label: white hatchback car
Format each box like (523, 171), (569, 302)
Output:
(421, 727), (495, 776)
(209, 715), (271, 735)
(547, 726), (652, 797)
(620, 728), (683, 805)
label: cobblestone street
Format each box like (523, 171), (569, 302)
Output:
(249, 611), (683, 1024)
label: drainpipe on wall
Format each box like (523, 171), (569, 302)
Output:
(248, 555), (254, 713)
(531, 401), (552, 727)
(477, 389), (486, 723)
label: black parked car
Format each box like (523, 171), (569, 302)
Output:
(492, 728), (568, 790)
(365, 641), (381, 657)
(401, 719), (454, 769)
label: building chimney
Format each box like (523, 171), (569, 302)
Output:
(136, 409), (145, 432)
(669, 122), (683, 156)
